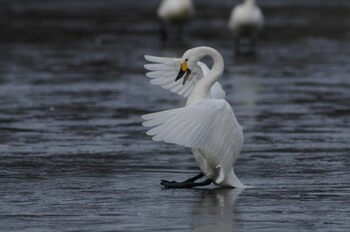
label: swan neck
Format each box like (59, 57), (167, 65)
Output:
(195, 47), (224, 96)
(244, 0), (256, 6)
(207, 52), (224, 85)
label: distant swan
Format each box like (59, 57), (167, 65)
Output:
(157, 0), (195, 41)
(142, 47), (245, 188)
(228, 0), (264, 54)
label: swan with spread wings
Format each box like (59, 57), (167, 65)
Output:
(142, 46), (245, 188)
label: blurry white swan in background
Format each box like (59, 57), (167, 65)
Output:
(228, 0), (264, 54)
(157, 0), (195, 41)
(142, 46), (245, 188)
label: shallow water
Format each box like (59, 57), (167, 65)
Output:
(1, 0), (350, 231)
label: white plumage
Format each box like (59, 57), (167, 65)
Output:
(142, 47), (245, 188)
(157, 0), (194, 24)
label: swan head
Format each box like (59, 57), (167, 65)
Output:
(175, 46), (222, 85)
(175, 58), (192, 85)
(175, 48), (202, 85)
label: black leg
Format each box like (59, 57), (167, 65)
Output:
(184, 172), (204, 182)
(176, 25), (184, 42)
(159, 21), (167, 42)
(160, 172), (211, 189)
(234, 37), (240, 56)
(249, 37), (257, 55)
(161, 172), (204, 185)
(161, 178), (212, 189)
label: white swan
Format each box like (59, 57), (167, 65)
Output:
(142, 47), (245, 188)
(228, 0), (264, 54)
(157, 0), (195, 41)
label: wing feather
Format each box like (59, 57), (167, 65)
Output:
(163, 120), (189, 143)
(144, 55), (203, 98)
(150, 77), (172, 85)
(145, 55), (174, 63)
(142, 99), (243, 157)
(144, 63), (174, 71)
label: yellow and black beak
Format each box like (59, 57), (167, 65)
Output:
(175, 60), (192, 85)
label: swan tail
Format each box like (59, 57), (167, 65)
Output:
(216, 168), (247, 188)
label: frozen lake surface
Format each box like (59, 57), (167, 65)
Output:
(0, 0), (349, 231)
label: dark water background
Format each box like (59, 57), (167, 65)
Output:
(0, 0), (349, 231)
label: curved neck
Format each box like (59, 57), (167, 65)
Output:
(188, 47), (224, 102)
(198, 47), (224, 88)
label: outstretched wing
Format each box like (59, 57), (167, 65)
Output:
(144, 55), (205, 98)
(142, 99), (243, 160)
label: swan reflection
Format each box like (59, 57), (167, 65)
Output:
(190, 188), (244, 231)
